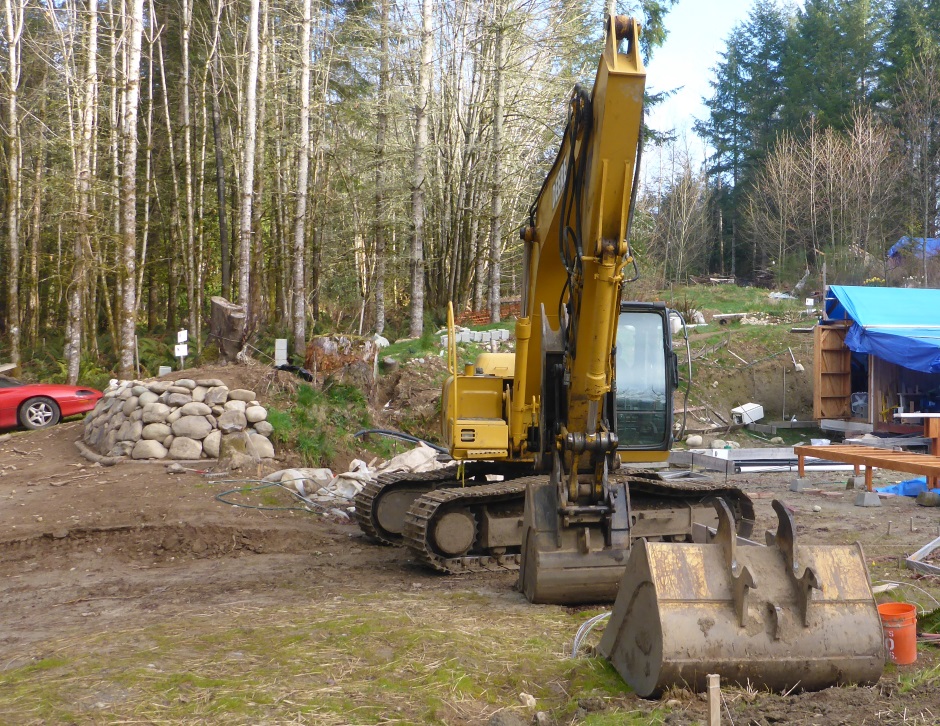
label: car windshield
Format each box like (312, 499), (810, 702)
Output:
(0, 375), (24, 389)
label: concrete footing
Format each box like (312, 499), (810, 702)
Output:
(855, 491), (881, 507)
(789, 478), (812, 492)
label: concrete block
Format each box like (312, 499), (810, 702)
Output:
(855, 491), (882, 507)
(789, 478), (812, 492)
(846, 475), (866, 490)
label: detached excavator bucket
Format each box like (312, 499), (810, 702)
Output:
(598, 499), (885, 698)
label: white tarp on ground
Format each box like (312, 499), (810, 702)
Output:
(263, 442), (445, 504)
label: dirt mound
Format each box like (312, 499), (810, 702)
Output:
(377, 355), (449, 440)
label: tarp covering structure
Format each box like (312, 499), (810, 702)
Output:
(825, 285), (940, 373)
(887, 236), (940, 268)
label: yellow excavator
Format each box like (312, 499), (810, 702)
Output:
(356, 14), (885, 693)
(356, 15), (753, 580)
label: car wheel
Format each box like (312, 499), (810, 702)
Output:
(19, 397), (61, 430)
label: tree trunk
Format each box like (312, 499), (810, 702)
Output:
(67, 0), (97, 384)
(409, 0), (432, 338)
(372, 0), (390, 336)
(238, 0), (261, 313)
(181, 0), (197, 340)
(210, 0), (230, 301)
(4, 0), (23, 368)
(118, 0), (144, 378)
(292, 0), (312, 357)
(488, 7), (504, 323)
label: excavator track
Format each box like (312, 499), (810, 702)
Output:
(401, 470), (755, 575)
(354, 468), (463, 545)
(354, 462), (531, 546)
(621, 470), (756, 538)
(402, 477), (536, 574)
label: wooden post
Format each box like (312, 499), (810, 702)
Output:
(798, 453), (805, 478)
(926, 418), (940, 489)
(865, 465), (873, 492)
(707, 673), (721, 726)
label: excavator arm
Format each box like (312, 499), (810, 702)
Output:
(512, 16), (646, 483)
(516, 15), (655, 603)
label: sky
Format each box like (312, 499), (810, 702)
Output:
(643, 0), (758, 152)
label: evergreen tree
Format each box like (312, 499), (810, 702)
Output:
(781, 0), (881, 132)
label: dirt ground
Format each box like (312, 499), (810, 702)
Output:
(2, 373), (940, 724)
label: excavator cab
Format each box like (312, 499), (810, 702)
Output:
(613, 303), (676, 459)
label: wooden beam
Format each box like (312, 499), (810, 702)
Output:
(795, 444), (940, 482)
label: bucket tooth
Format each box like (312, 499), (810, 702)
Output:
(599, 497), (885, 697)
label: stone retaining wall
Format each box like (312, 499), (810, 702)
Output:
(82, 378), (275, 461)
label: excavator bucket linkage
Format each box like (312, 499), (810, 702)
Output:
(598, 499), (885, 697)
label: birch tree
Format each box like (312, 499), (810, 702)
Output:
(292, 0), (312, 356)
(409, 0), (432, 338)
(66, 0), (98, 384)
(372, 0), (390, 336)
(4, 0), (24, 367)
(118, 0), (145, 378)
(488, 1), (505, 324)
(238, 0), (261, 313)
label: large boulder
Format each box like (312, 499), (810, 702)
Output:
(166, 392), (193, 407)
(218, 410), (248, 434)
(245, 405), (267, 423)
(172, 415), (213, 440)
(228, 389), (256, 402)
(203, 429), (222, 458)
(142, 422), (172, 441)
(122, 396), (139, 416)
(204, 386), (230, 405)
(169, 436), (203, 460)
(132, 439), (168, 460)
(138, 390), (159, 405)
(253, 420), (274, 437)
(179, 401), (212, 417)
(142, 402), (171, 424)
(248, 433), (275, 459)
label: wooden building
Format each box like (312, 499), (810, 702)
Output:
(814, 285), (940, 434)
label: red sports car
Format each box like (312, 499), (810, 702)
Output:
(0, 375), (103, 430)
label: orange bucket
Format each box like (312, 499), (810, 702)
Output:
(878, 602), (918, 665)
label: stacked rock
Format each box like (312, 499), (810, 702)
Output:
(82, 378), (276, 461)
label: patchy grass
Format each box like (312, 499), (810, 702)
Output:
(0, 592), (670, 725)
(266, 382), (372, 467)
(665, 284), (807, 316)
(898, 661), (940, 694)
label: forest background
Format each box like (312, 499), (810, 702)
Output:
(0, 0), (937, 384)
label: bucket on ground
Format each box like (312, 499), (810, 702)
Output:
(878, 602), (917, 665)
(599, 499), (885, 696)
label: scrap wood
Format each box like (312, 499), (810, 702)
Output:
(28, 473), (95, 487)
(907, 535), (940, 576)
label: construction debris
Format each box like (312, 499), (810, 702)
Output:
(906, 535), (940, 576)
(263, 443), (445, 505)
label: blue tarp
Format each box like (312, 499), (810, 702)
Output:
(887, 236), (940, 266)
(875, 477), (939, 497)
(825, 285), (940, 373)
